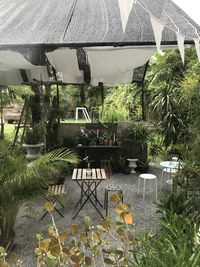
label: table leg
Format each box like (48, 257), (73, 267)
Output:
(73, 180), (104, 219)
(75, 180), (103, 208)
(73, 192), (104, 219)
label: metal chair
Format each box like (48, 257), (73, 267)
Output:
(104, 184), (123, 216)
(40, 184), (67, 220)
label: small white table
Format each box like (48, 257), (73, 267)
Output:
(160, 161), (179, 169)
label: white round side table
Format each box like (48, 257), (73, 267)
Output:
(137, 173), (157, 200)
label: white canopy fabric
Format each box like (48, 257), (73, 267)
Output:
(46, 48), (84, 84)
(84, 47), (155, 85)
(0, 1), (199, 86)
(46, 47), (154, 85)
(0, 70), (23, 86)
(0, 51), (48, 86)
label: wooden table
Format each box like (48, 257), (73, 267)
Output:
(72, 168), (107, 219)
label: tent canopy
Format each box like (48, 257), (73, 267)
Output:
(0, 0), (199, 86)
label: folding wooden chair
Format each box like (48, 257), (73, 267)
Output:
(40, 184), (67, 220)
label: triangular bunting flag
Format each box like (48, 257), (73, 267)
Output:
(150, 16), (164, 52)
(176, 32), (185, 64)
(118, 0), (134, 32)
(194, 38), (200, 61)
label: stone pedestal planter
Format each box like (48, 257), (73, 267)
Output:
(22, 143), (44, 161)
(127, 158), (138, 174)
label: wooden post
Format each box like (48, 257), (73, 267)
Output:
(0, 88), (4, 139)
(52, 68), (60, 124)
(141, 82), (146, 121)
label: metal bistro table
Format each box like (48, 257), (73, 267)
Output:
(72, 168), (107, 219)
(160, 160), (180, 170)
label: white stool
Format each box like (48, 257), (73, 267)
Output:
(138, 173), (157, 200)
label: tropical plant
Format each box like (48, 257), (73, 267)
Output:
(133, 214), (200, 267)
(76, 127), (95, 146)
(132, 187), (200, 266)
(144, 49), (190, 148)
(24, 123), (43, 145)
(148, 134), (163, 162)
(149, 82), (185, 147)
(0, 140), (79, 246)
(180, 62), (200, 155)
(156, 191), (191, 219)
(100, 85), (132, 123)
(174, 163), (200, 220)
(122, 121), (149, 145)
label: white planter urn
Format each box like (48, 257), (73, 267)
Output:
(22, 143), (44, 161)
(127, 158), (138, 174)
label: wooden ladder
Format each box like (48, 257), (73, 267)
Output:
(12, 96), (30, 147)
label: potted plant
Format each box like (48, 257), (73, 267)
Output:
(76, 127), (91, 146)
(121, 121), (150, 172)
(22, 123), (44, 161)
(0, 140), (79, 247)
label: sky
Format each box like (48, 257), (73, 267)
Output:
(173, 0), (200, 25)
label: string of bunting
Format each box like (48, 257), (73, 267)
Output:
(118, 0), (200, 63)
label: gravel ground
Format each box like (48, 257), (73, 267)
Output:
(13, 164), (167, 266)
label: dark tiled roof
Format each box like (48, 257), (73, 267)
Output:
(0, 0), (199, 47)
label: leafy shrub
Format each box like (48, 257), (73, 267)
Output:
(1, 191), (200, 266)
(156, 191), (191, 219)
(133, 214), (200, 267)
(122, 121), (149, 145)
(24, 123), (43, 144)
(132, 189), (200, 266)
(33, 200), (135, 266)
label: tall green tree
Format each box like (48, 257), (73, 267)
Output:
(181, 61), (200, 160)
(145, 48), (196, 147)
(100, 85), (136, 123)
